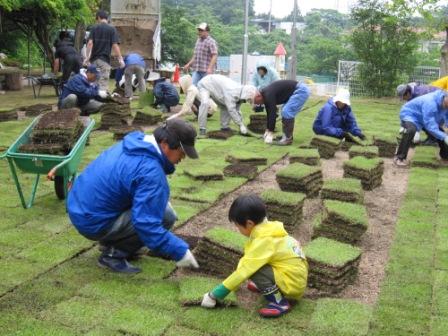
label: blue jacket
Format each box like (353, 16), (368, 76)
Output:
(67, 132), (188, 261)
(400, 90), (448, 141)
(313, 98), (362, 138)
(154, 80), (180, 107)
(251, 61), (280, 90)
(115, 53), (146, 84)
(59, 73), (99, 107)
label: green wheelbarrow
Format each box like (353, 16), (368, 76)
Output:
(0, 116), (95, 209)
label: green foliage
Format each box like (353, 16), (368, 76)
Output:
(304, 237), (362, 266)
(205, 227), (247, 251)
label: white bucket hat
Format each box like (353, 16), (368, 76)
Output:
(240, 85), (258, 104)
(333, 88), (351, 106)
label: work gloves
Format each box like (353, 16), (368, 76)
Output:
(176, 249), (199, 269)
(201, 284), (230, 308)
(201, 292), (217, 308)
(98, 90), (108, 99)
(118, 57), (125, 69)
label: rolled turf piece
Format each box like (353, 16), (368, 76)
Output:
(260, 189), (306, 234)
(276, 163), (323, 197)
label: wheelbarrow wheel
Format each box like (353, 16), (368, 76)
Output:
(54, 176), (66, 200)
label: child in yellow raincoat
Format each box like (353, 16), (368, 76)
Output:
(201, 194), (308, 318)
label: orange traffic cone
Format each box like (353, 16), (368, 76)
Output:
(172, 64), (180, 83)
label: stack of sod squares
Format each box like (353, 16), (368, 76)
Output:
(20, 109), (83, 155)
(373, 135), (397, 157)
(194, 227), (246, 278)
(99, 97), (132, 130)
(313, 200), (368, 244)
(310, 135), (341, 159)
(110, 125), (143, 141)
(179, 275), (237, 307)
(343, 157), (384, 190)
(260, 189), (306, 234)
(247, 114), (267, 134)
(348, 145), (379, 159)
(320, 178), (364, 204)
(132, 106), (163, 126)
(276, 163), (323, 196)
(0, 109), (17, 122)
(289, 148), (320, 166)
(305, 237), (362, 294)
(223, 164), (258, 179)
(183, 165), (224, 181)
(411, 147), (440, 169)
(340, 132), (371, 151)
(226, 151), (267, 166)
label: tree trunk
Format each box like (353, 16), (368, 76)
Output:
(440, 26), (448, 77)
(74, 21), (86, 52)
(34, 24), (54, 66)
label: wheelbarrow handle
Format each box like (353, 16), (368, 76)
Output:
(47, 157), (71, 181)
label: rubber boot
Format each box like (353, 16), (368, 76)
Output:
(274, 118), (294, 146)
(98, 247), (141, 274)
(258, 290), (291, 318)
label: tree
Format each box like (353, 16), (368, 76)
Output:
(351, 0), (420, 96)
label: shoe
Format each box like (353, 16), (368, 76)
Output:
(259, 300), (291, 318)
(98, 255), (141, 273)
(247, 280), (260, 293)
(239, 124), (248, 135)
(199, 128), (207, 137)
(264, 131), (274, 144)
(221, 127), (232, 132)
(421, 137), (438, 146)
(393, 157), (409, 168)
(274, 135), (293, 146)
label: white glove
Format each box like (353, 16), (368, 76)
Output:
(119, 58), (125, 69)
(399, 127), (405, 134)
(98, 90), (108, 99)
(176, 249), (199, 269)
(413, 132), (420, 144)
(444, 136), (448, 145)
(201, 293), (217, 308)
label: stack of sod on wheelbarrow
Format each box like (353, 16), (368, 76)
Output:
(289, 148), (320, 166)
(304, 237), (362, 294)
(310, 135), (341, 159)
(320, 178), (364, 204)
(194, 227), (246, 278)
(132, 106), (162, 126)
(19, 109), (83, 155)
(348, 145), (379, 159)
(276, 163), (323, 197)
(247, 114), (267, 134)
(99, 96), (132, 130)
(313, 200), (368, 244)
(343, 157), (384, 190)
(373, 135), (397, 157)
(260, 189), (306, 234)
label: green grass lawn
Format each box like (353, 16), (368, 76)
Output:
(1, 91), (446, 335)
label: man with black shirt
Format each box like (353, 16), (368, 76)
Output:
(85, 10), (124, 91)
(253, 80), (310, 145)
(53, 31), (81, 83)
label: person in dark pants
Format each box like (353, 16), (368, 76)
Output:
(67, 119), (200, 273)
(114, 53), (147, 98)
(53, 32), (81, 83)
(395, 90), (448, 167)
(396, 83), (442, 146)
(253, 80), (310, 145)
(152, 78), (180, 112)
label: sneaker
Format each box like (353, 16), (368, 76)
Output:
(247, 280), (260, 293)
(274, 135), (293, 146)
(98, 255), (141, 274)
(239, 124), (248, 135)
(259, 300), (291, 318)
(264, 132), (274, 144)
(199, 128), (207, 136)
(393, 157), (409, 168)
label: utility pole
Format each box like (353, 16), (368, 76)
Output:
(268, 0), (272, 33)
(289, 0), (298, 80)
(241, 0), (249, 84)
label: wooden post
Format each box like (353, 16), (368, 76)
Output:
(440, 26), (448, 77)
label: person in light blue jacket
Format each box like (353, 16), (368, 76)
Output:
(67, 119), (200, 273)
(395, 90), (448, 167)
(251, 61), (280, 113)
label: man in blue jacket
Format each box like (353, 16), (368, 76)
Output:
(152, 78), (180, 112)
(115, 53), (147, 98)
(67, 119), (200, 273)
(59, 65), (107, 115)
(395, 90), (448, 167)
(313, 88), (365, 141)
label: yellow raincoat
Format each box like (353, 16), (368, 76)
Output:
(222, 220), (308, 300)
(431, 76), (448, 91)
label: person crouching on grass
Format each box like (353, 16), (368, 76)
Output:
(201, 194), (308, 318)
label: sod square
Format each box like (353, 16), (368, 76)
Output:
(306, 298), (371, 336)
(0, 257), (48, 290)
(348, 145), (379, 159)
(132, 256), (177, 281)
(276, 163), (323, 196)
(178, 275), (237, 306)
(224, 163), (258, 179)
(412, 147), (440, 169)
(373, 134), (397, 157)
(183, 165), (224, 181)
(260, 188), (306, 233)
(343, 156), (384, 190)
(0, 314), (77, 336)
(207, 129), (235, 140)
(163, 326), (209, 336)
(132, 107), (162, 126)
(225, 150), (268, 165)
(310, 135), (341, 159)
(289, 147), (320, 166)
(320, 178), (364, 204)
(248, 114), (267, 134)
(341, 133), (373, 150)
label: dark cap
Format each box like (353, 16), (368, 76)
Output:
(96, 10), (108, 19)
(164, 119), (198, 159)
(86, 65), (99, 76)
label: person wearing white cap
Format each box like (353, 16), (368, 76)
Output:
(313, 88), (365, 141)
(197, 74), (256, 136)
(184, 22), (218, 85)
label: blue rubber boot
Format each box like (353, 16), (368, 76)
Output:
(98, 247), (141, 274)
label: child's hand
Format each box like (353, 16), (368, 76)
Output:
(201, 293), (216, 308)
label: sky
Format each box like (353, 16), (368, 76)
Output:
(254, 0), (362, 18)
